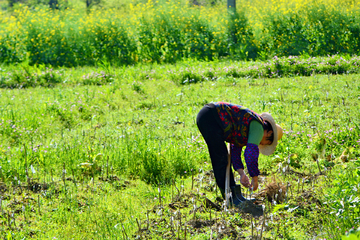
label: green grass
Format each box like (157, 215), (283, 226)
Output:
(0, 59), (359, 239)
(1, 54), (360, 88)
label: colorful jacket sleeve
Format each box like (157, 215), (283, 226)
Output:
(244, 143), (260, 177)
(230, 144), (244, 170)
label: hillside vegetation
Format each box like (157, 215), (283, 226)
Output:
(1, 0), (360, 66)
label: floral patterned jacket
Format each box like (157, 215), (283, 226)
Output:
(213, 102), (264, 177)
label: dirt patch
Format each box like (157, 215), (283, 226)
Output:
(98, 175), (121, 182)
(296, 190), (322, 206)
(187, 219), (215, 228)
(168, 193), (221, 211)
(26, 181), (49, 193)
(211, 220), (243, 239)
(0, 182), (7, 193)
(0, 180), (49, 194)
(236, 201), (264, 217)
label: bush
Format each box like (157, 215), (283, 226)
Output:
(227, 11), (258, 59)
(265, 12), (309, 56)
(1, 2), (360, 66)
(305, 5), (358, 56)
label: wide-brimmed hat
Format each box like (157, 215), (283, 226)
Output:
(258, 112), (283, 156)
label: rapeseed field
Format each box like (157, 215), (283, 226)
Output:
(1, 0), (359, 66)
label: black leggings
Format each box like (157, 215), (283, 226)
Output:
(196, 105), (235, 190)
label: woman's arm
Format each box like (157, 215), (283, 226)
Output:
(230, 144), (244, 170)
(244, 121), (264, 190)
(231, 145), (250, 188)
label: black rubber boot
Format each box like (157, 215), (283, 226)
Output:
(231, 185), (256, 202)
(220, 186), (247, 207)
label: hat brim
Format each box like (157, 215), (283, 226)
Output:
(258, 113), (278, 156)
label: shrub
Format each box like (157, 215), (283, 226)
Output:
(265, 12), (309, 56)
(1, 2), (360, 66)
(227, 11), (257, 59)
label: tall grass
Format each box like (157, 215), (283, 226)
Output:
(322, 160), (360, 237)
(0, 63), (359, 183)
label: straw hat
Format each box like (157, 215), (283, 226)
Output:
(258, 112), (283, 156)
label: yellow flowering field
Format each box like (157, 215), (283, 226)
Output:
(0, 0), (359, 66)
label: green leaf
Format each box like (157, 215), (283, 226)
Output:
(342, 233), (360, 240)
(272, 203), (286, 213)
(93, 153), (103, 162)
(6, 231), (12, 240)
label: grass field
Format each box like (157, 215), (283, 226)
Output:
(0, 59), (360, 239)
(0, 0), (360, 239)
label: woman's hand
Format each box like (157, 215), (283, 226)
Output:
(250, 176), (259, 191)
(237, 169), (250, 188)
(241, 174), (250, 188)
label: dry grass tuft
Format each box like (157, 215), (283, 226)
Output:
(258, 178), (287, 203)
